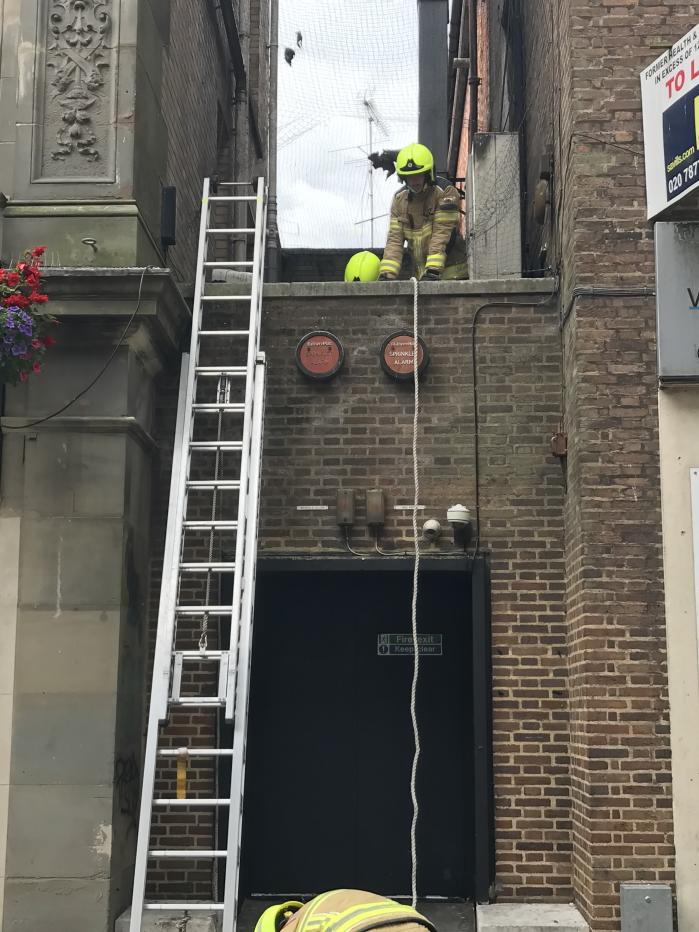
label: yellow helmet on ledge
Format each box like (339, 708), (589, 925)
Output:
(344, 250), (381, 282)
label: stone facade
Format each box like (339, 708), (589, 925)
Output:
(0, 0), (269, 926)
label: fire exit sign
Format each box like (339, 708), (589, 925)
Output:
(377, 633), (443, 656)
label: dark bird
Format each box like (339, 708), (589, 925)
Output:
(296, 31), (303, 48)
(368, 149), (401, 177)
(284, 47), (295, 65)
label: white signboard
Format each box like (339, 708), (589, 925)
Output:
(641, 24), (699, 218)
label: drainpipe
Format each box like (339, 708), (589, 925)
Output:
(447, 0), (469, 179)
(265, 0), (280, 281)
(467, 0), (479, 143)
(233, 0), (250, 262)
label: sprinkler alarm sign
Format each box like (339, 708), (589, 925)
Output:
(641, 24), (699, 218)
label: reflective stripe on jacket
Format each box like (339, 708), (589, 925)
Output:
(281, 890), (436, 932)
(379, 180), (468, 280)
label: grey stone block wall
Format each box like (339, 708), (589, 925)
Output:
(0, 271), (189, 932)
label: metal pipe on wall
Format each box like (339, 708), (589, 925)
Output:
(266, 0), (280, 281)
(233, 0), (251, 263)
(467, 0), (479, 142)
(447, 0), (469, 179)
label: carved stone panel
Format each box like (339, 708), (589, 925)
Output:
(34, 0), (119, 182)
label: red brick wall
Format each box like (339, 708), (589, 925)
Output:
(506, 1), (687, 927)
(145, 282), (571, 900)
(257, 285), (571, 899)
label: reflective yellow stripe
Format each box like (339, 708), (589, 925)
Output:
(426, 253), (446, 269)
(326, 903), (420, 932)
(297, 892), (342, 932)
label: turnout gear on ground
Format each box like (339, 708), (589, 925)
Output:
(345, 251), (381, 282)
(256, 890), (437, 932)
(395, 143), (435, 183)
(379, 176), (469, 281)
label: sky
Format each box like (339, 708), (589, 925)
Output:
(277, 0), (419, 249)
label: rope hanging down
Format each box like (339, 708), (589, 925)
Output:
(409, 277), (421, 909)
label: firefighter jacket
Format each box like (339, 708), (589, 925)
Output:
(278, 890), (437, 932)
(379, 179), (468, 280)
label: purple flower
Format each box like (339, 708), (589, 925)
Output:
(11, 343), (26, 356)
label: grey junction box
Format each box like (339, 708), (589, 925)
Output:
(655, 221), (699, 383)
(620, 883), (673, 932)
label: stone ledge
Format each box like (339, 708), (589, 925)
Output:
(476, 903), (589, 932)
(116, 907), (219, 931)
(264, 278), (558, 299)
(203, 279), (558, 300)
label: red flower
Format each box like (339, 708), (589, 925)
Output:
(32, 362), (42, 374)
(6, 272), (20, 287)
(6, 294), (29, 308)
(31, 339), (41, 349)
(29, 291), (48, 304)
(42, 335), (57, 347)
(19, 369), (28, 382)
(0, 270), (5, 282)
(31, 246), (46, 258)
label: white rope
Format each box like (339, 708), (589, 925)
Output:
(409, 276), (421, 909)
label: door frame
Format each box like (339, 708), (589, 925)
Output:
(245, 552), (494, 902)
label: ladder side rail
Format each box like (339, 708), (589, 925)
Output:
(225, 177), (268, 721)
(129, 178), (212, 932)
(129, 353), (191, 932)
(221, 355), (267, 932)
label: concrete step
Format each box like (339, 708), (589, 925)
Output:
(476, 903), (589, 932)
(116, 907), (219, 931)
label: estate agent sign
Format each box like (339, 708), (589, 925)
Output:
(641, 24), (699, 218)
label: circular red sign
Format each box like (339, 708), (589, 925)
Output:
(295, 331), (344, 380)
(380, 331), (429, 380)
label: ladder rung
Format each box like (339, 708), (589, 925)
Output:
(207, 227), (255, 234)
(208, 196), (256, 202)
(200, 295), (251, 302)
(169, 697), (226, 707)
(158, 748), (233, 757)
(194, 367), (247, 375)
(149, 849), (228, 858)
(185, 480), (241, 489)
(145, 903), (225, 911)
(177, 649), (228, 658)
(176, 605), (233, 614)
(183, 521), (238, 529)
(179, 562), (235, 572)
(192, 404), (245, 412)
(199, 330), (249, 337)
(217, 182), (253, 186)
(154, 798), (231, 806)
(204, 261), (254, 267)
(188, 441), (243, 450)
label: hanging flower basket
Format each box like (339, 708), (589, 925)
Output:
(0, 247), (58, 385)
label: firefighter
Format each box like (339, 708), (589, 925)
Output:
(345, 251), (381, 282)
(378, 143), (468, 282)
(255, 890), (437, 932)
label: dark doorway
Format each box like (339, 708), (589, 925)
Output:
(238, 561), (476, 900)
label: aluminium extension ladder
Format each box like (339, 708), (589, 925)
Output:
(129, 177), (268, 932)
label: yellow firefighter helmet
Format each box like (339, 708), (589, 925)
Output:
(254, 901), (304, 932)
(344, 250), (381, 282)
(395, 143), (435, 182)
